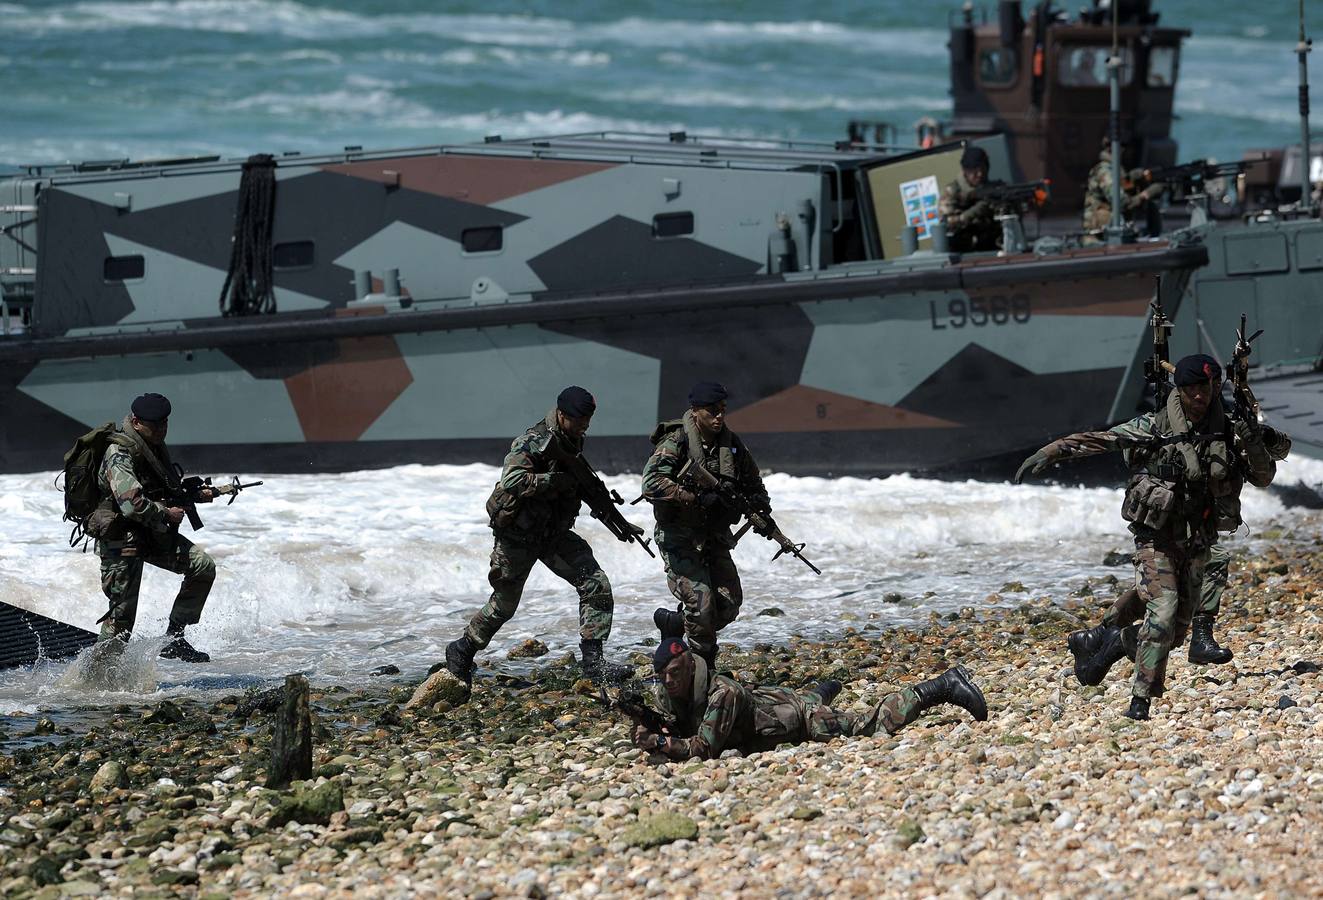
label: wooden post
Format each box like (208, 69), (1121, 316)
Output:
(267, 673), (312, 789)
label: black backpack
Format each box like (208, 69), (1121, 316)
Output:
(59, 422), (117, 540)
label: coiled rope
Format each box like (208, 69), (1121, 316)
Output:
(218, 153), (278, 316)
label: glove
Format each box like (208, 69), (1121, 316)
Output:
(752, 513), (777, 538)
(1233, 417), (1263, 446)
(699, 491), (728, 515)
(1013, 449), (1053, 484)
(541, 472), (577, 496)
(631, 725), (660, 751)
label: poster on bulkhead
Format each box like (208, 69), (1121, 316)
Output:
(898, 175), (941, 240)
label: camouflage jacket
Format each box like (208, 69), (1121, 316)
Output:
(484, 410), (583, 541)
(95, 416), (177, 547)
(1082, 151), (1163, 230)
(939, 174), (999, 251)
(1042, 392), (1274, 541)
(641, 411), (769, 539)
(651, 657), (813, 759)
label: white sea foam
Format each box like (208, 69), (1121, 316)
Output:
(1, 455), (1318, 710)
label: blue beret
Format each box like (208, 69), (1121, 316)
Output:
(557, 385), (596, 418)
(131, 393), (171, 422)
(688, 381), (728, 408)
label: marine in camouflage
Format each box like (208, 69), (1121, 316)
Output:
(1081, 146), (1164, 238)
(939, 173), (1000, 253)
(643, 657), (925, 760)
(1028, 382), (1276, 706)
(95, 417), (215, 638)
(462, 409), (614, 651)
(641, 409), (770, 659)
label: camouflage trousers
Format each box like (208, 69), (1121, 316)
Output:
(656, 529), (742, 657)
(98, 533), (215, 639)
(464, 530), (613, 650)
(1104, 541), (1230, 627)
(1114, 540), (1210, 699)
(740, 686), (924, 753)
(811, 687), (924, 740)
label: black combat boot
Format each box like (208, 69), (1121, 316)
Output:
(160, 622), (210, 663)
(1124, 696), (1151, 720)
(580, 640), (632, 684)
(1068, 623), (1113, 682)
(812, 680), (843, 706)
(1077, 626), (1127, 686)
(1188, 615), (1233, 665)
(911, 666), (988, 721)
(653, 607), (685, 639)
(435, 635), (476, 685)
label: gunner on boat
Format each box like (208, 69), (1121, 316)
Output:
(939, 145), (1002, 253)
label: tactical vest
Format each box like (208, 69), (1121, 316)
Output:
(485, 413), (581, 539)
(1122, 394), (1239, 540)
(650, 414), (742, 529)
(88, 420), (177, 542)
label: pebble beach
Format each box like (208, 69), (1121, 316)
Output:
(2, 538), (1321, 898)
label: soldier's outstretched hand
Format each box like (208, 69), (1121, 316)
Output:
(1014, 449), (1052, 484)
(631, 724), (660, 751)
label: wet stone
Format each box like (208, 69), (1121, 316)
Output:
(406, 670), (470, 711)
(143, 700), (186, 725)
(89, 761), (127, 795)
(508, 639), (549, 659)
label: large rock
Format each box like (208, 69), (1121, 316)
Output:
(405, 669), (470, 711)
(89, 761), (127, 795)
(621, 813), (698, 848)
(269, 780), (344, 827)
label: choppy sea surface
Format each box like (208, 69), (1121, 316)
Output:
(3, 458), (1322, 715)
(0, 0), (1312, 167)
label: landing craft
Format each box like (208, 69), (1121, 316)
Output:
(906, 0), (1323, 454)
(0, 132), (1204, 476)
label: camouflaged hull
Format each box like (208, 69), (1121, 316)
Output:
(0, 136), (1207, 476)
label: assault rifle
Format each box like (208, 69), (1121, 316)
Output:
(150, 472), (263, 531)
(677, 459), (821, 575)
(539, 435), (654, 558)
(1144, 293), (1175, 408)
(592, 686), (673, 736)
(1227, 313), (1264, 433)
(970, 179), (1051, 211)
(1147, 159), (1252, 192)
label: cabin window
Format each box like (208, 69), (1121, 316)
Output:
(461, 226), (504, 253)
(652, 211), (694, 238)
(1058, 45), (1134, 88)
(978, 48), (1018, 86)
(272, 240), (315, 270)
(103, 255), (144, 282)
(1147, 46), (1178, 88)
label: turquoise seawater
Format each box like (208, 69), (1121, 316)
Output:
(0, 1), (1313, 168)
